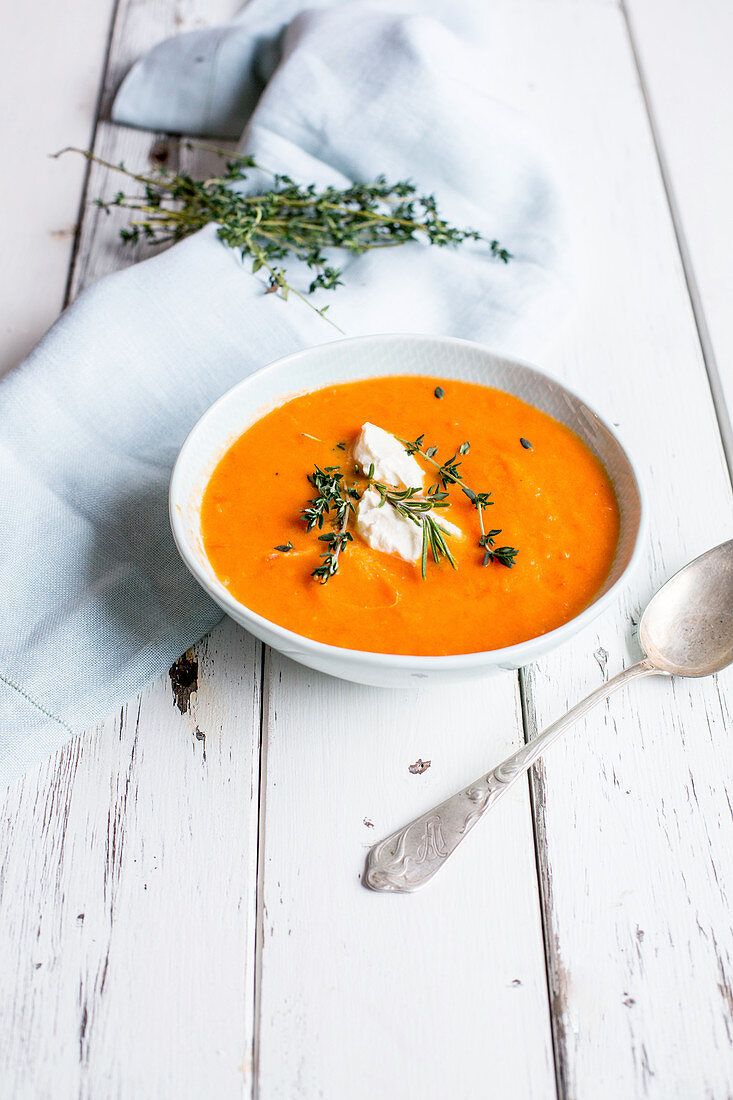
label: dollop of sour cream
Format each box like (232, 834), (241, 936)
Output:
(353, 422), (423, 490)
(354, 423), (462, 563)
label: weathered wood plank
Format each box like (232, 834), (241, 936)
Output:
(0, 620), (261, 1098)
(481, 1), (733, 1095)
(624, 0), (733, 470)
(68, 0), (238, 299)
(0, 2), (258, 1096)
(256, 655), (556, 1099)
(0, 0), (116, 377)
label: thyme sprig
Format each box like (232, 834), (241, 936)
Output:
(301, 465), (358, 582)
(301, 465), (355, 531)
(313, 518), (353, 583)
(369, 479), (457, 580)
(55, 145), (511, 329)
(400, 434), (518, 568)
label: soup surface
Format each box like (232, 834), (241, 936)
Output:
(201, 376), (619, 655)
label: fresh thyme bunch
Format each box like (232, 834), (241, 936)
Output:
(57, 145), (511, 328)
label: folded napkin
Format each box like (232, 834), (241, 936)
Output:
(0, 2), (570, 787)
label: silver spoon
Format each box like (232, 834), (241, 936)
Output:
(364, 539), (733, 893)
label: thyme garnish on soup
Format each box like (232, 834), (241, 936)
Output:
(301, 429), (517, 584)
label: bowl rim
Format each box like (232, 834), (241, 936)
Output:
(169, 332), (647, 670)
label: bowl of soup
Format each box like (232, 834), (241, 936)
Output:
(169, 334), (645, 687)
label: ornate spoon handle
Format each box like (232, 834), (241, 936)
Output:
(364, 658), (661, 893)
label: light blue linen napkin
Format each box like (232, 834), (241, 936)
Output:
(0, 3), (570, 787)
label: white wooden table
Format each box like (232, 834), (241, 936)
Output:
(2, 1), (733, 1096)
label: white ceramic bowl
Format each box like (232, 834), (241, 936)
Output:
(170, 334), (645, 687)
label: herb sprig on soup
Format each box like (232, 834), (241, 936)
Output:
(201, 377), (619, 656)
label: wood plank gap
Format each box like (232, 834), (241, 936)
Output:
(619, 0), (733, 484)
(250, 645), (270, 1100)
(61, 0), (121, 310)
(520, 666), (565, 1100)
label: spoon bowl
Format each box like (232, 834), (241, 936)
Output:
(640, 540), (733, 676)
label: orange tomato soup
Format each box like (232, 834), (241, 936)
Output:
(201, 376), (619, 655)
